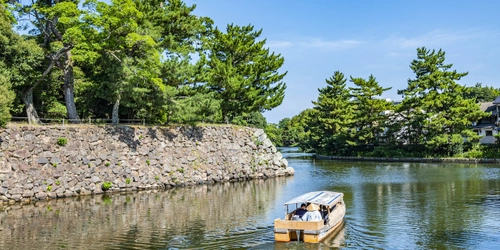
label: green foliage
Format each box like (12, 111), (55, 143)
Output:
(495, 133), (500, 146)
(14, 0), (85, 122)
(105, 162), (110, 167)
(265, 123), (282, 146)
(146, 159), (150, 165)
(349, 74), (392, 147)
(458, 144), (500, 158)
(168, 90), (221, 124)
(3, 0), (287, 126)
(102, 195), (112, 205)
(397, 47), (486, 155)
(463, 83), (500, 102)
(46, 185), (52, 192)
(252, 136), (264, 146)
(126, 178), (131, 184)
(102, 181), (112, 191)
(232, 111), (267, 129)
(277, 118), (297, 146)
(55, 180), (61, 185)
(363, 145), (428, 158)
(57, 137), (68, 146)
(0, 66), (14, 127)
(310, 71), (356, 153)
(205, 24), (287, 122)
(155, 175), (159, 180)
(0, 5), (42, 127)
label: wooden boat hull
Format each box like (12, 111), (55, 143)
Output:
(274, 190), (346, 243)
(274, 218), (344, 243)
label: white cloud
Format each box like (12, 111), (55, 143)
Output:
(266, 41), (294, 49)
(267, 37), (365, 51)
(302, 38), (364, 50)
(385, 29), (494, 49)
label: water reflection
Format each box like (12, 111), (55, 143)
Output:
(315, 160), (500, 250)
(1, 148), (500, 249)
(0, 179), (286, 250)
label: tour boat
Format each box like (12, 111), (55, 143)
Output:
(274, 191), (346, 243)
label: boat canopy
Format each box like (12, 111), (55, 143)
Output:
(284, 191), (343, 208)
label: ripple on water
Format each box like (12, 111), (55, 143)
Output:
(2, 152), (500, 250)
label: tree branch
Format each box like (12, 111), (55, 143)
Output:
(31, 45), (73, 91)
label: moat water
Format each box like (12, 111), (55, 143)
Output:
(1, 147), (500, 249)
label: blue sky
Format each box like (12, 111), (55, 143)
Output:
(190, 0), (500, 124)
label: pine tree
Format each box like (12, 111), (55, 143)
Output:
(349, 75), (392, 149)
(205, 24), (287, 123)
(398, 47), (486, 155)
(311, 71), (355, 154)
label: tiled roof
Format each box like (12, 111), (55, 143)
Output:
(493, 96), (500, 104)
(479, 102), (497, 114)
(473, 123), (495, 129)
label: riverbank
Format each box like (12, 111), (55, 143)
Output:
(315, 154), (500, 163)
(0, 124), (294, 204)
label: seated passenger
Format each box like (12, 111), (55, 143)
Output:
(321, 205), (330, 224)
(302, 203), (322, 221)
(294, 203), (308, 219)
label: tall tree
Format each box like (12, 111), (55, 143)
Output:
(205, 24), (287, 123)
(311, 71), (355, 154)
(1, 1), (44, 125)
(135, 0), (213, 124)
(296, 108), (321, 152)
(349, 75), (392, 148)
(17, 0), (85, 122)
(0, 3), (17, 126)
(83, 0), (163, 124)
(81, 0), (212, 124)
(398, 47), (485, 155)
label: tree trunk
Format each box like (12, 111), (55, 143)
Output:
(63, 50), (80, 123)
(22, 88), (40, 125)
(112, 94), (120, 125)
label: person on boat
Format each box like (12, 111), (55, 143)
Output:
(321, 205), (330, 224)
(302, 203), (322, 221)
(294, 203), (308, 218)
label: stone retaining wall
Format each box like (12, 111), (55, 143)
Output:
(0, 125), (294, 204)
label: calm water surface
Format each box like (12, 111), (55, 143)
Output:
(1, 147), (500, 249)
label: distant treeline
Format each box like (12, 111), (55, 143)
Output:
(266, 48), (500, 158)
(0, 0), (286, 127)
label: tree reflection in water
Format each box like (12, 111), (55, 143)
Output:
(2, 151), (500, 249)
(0, 178), (286, 249)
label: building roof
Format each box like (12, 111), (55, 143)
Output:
(284, 191), (343, 208)
(473, 123), (496, 129)
(479, 102), (497, 115)
(493, 96), (500, 104)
